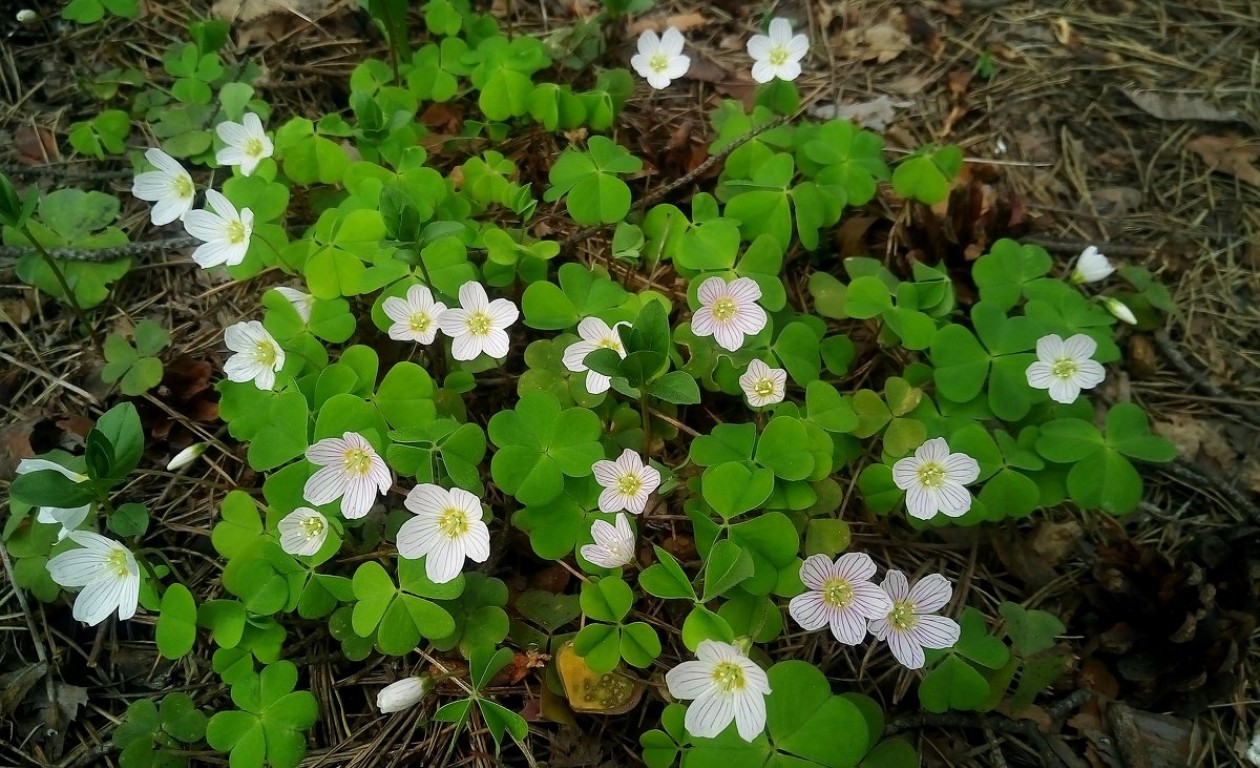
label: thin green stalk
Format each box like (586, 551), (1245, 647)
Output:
(19, 224), (101, 351)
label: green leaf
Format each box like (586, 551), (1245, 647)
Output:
(755, 417), (815, 481)
(639, 546), (696, 601)
(1104, 402), (1177, 462)
(701, 539), (755, 602)
(953, 608), (1010, 669)
(1067, 447), (1142, 514)
(681, 605), (734, 651)
(156, 584), (198, 660)
(931, 325), (990, 403)
(892, 145), (962, 205)
(620, 621), (662, 668)
(805, 381), (859, 433)
(998, 602), (1064, 657)
(581, 577), (633, 624)
(701, 462), (774, 520)
(488, 392), (604, 505)
(918, 655), (989, 712)
(647, 370), (701, 405)
(1035, 419), (1103, 463)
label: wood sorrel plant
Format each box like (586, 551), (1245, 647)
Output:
(0, 2), (1179, 767)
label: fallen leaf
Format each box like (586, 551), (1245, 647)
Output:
(948, 69), (974, 99)
(840, 22), (910, 63)
(0, 663), (46, 716)
(554, 642), (643, 714)
(1123, 89), (1240, 123)
(809, 96), (912, 132)
(1092, 187), (1143, 217)
(1186, 135), (1260, 186)
(14, 125), (59, 165)
(627, 12), (708, 36)
(211, 0), (339, 22)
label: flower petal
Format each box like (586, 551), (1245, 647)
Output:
(908, 573), (953, 612)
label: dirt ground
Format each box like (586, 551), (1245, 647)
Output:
(1, 0), (1258, 766)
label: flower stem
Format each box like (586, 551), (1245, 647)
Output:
(19, 224), (101, 352)
(639, 391), (652, 454)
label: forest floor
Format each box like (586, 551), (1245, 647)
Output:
(1, 0), (1258, 766)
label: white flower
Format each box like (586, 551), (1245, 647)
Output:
(45, 531), (140, 625)
(1247, 728), (1260, 767)
(630, 27), (691, 90)
(692, 276), (768, 352)
(396, 484), (491, 584)
(16, 458), (91, 540)
(592, 449), (661, 515)
(277, 507), (329, 556)
(166, 443), (207, 471)
(1025, 333), (1106, 405)
(562, 317), (629, 395)
(665, 640), (772, 742)
(869, 570), (961, 670)
(223, 321), (285, 391)
(184, 189), (254, 269)
(383, 284), (448, 345)
(579, 513), (636, 569)
(131, 148), (195, 226)
(738, 359), (786, 407)
(747, 18), (810, 84)
(303, 432), (392, 519)
(215, 112), (274, 178)
(273, 287), (314, 324)
(1102, 296), (1137, 325)
(788, 553), (893, 644)
(1070, 245), (1114, 284)
(377, 676), (432, 713)
(437, 281), (518, 361)
(891, 438), (979, 520)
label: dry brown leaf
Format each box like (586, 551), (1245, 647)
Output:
(627, 12), (708, 36)
(1186, 135), (1260, 186)
(211, 0), (337, 23)
(1123, 89), (1240, 123)
(808, 96), (912, 132)
(840, 23), (909, 63)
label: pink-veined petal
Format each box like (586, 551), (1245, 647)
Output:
(697, 276), (728, 306)
(887, 627), (926, 669)
(908, 573), (953, 612)
(834, 551), (877, 583)
(665, 660), (713, 699)
(788, 591), (831, 631)
(828, 606), (868, 645)
(1048, 377), (1080, 404)
(912, 615), (962, 650)
(881, 569), (911, 601)
(686, 690), (736, 739)
(458, 281), (489, 311)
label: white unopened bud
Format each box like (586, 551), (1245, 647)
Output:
(166, 443), (207, 471)
(376, 676), (432, 713)
(1102, 296), (1137, 325)
(1070, 245), (1115, 284)
(16, 10), (39, 25)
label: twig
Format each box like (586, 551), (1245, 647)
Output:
(1022, 237), (1153, 258)
(1159, 459), (1260, 523)
(1153, 328), (1260, 431)
(562, 112), (798, 250)
(0, 234), (198, 262)
(0, 162), (134, 181)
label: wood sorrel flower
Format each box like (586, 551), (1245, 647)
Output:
(383, 284), (447, 345)
(891, 437), (979, 520)
(277, 507), (329, 556)
(692, 276), (768, 352)
(868, 570), (960, 669)
(46, 531), (140, 625)
(665, 640), (771, 741)
(747, 18), (809, 83)
(396, 484), (491, 584)
(215, 112), (274, 177)
(303, 432), (392, 519)
(788, 553), (893, 644)
(223, 320), (285, 391)
(131, 148), (195, 226)
(184, 190), (253, 269)
(1025, 333), (1106, 404)
(562, 317), (629, 395)
(1070, 245), (1114, 284)
(592, 449), (661, 515)
(438, 281), (518, 361)
(579, 513), (635, 569)
(631, 27), (691, 89)
(738, 358), (786, 407)
(376, 676), (432, 713)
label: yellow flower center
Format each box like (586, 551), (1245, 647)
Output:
(711, 297), (737, 322)
(173, 175), (194, 199)
(649, 52), (671, 73)
(438, 506), (470, 538)
(225, 220), (247, 245)
(890, 600), (917, 631)
(409, 312), (431, 334)
(1051, 358), (1079, 379)
(254, 340), (278, 367)
(753, 378), (776, 399)
(916, 462), (945, 488)
(616, 473), (643, 497)
(343, 447), (373, 477)
(768, 46), (789, 66)
(300, 515), (325, 538)
(821, 577), (854, 608)
(105, 548), (130, 579)
(711, 661), (747, 693)
(597, 337), (622, 351)
(466, 311), (492, 336)
(245, 137), (266, 157)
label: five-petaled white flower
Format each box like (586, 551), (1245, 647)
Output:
(438, 281), (518, 361)
(16, 458), (91, 540)
(869, 570), (961, 670)
(788, 553), (893, 645)
(303, 432), (392, 519)
(562, 317), (629, 395)
(738, 359), (786, 407)
(630, 27), (691, 90)
(46, 531), (140, 625)
(593, 449), (661, 515)
(396, 484), (491, 584)
(1025, 333), (1106, 405)
(747, 18), (810, 84)
(277, 507), (329, 557)
(215, 112), (274, 178)
(692, 276), (768, 352)
(1102, 296), (1137, 325)
(384, 284), (447, 345)
(1071, 245), (1114, 284)
(223, 321), (285, 391)
(184, 189), (254, 269)
(666, 640), (772, 742)
(273, 287), (314, 324)
(377, 676), (433, 713)
(131, 148), (195, 226)
(892, 438), (979, 520)
(580, 513), (636, 569)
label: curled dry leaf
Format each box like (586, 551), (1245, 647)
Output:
(1186, 135), (1260, 186)
(839, 13), (910, 64)
(1123, 88), (1241, 123)
(809, 96), (912, 132)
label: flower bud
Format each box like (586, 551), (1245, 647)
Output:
(1070, 245), (1115, 285)
(376, 676), (432, 713)
(166, 443), (207, 471)
(1102, 296), (1137, 325)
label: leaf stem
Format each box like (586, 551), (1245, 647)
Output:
(19, 224), (101, 351)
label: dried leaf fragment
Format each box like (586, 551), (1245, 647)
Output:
(1186, 135), (1260, 186)
(1123, 89), (1240, 123)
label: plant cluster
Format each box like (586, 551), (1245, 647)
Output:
(1, 2), (1178, 766)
